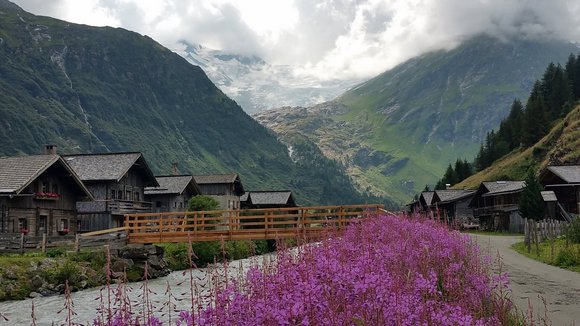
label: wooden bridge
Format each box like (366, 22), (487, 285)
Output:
(123, 204), (385, 244)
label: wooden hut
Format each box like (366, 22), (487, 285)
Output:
(145, 175), (201, 212)
(63, 152), (158, 231)
(0, 154), (92, 236)
(469, 181), (526, 232)
(193, 174), (244, 210)
(540, 165), (580, 217)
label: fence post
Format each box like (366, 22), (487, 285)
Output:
(75, 233), (80, 252)
(41, 233), (46, 253)
(20, 233), (24, 256)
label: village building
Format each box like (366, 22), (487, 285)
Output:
(144, 175), (201, 213)
(539, 165), (580, 216)
(431, 189), (476, 226)
(416, 191), (435, 216)
(193, 174), (244, 210)
(0, 152), (93, 236)
(62, 152), (158, 231)
(469, 181), (526, 232)
(240, 191), (298, 209)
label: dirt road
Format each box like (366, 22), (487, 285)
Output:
(471, 234), (580, 325)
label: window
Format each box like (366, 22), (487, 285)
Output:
(117, 190), (123, 200)
(126, 190), (131, 200)
(111, 189), (116, 200)
(18, 218), (27, 230)
(52, 183), (59, 195)
(39, 215), (47, 232)
(134, 192), (140, 201)
(60, 219), (69, 231)
(42, 182), (49, 193)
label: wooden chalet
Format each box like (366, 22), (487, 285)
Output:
(193, 173), (244, 210)
(0, 154), (93, 236)
(240, 191), (298, 209)
(417, 191), (435, 216)
(540, 165), (580, 217)
(144, 175), (201, 212)
(469, 181), (526, 232)
(431, 189), (476, 226)
(62, 152), (158, 231)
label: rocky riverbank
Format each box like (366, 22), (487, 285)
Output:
(0, 244), (170, 301)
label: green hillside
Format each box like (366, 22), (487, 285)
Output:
(456, 105), (580, 188)
(256, 36), (578, 204)
(0, 1), (388, 207)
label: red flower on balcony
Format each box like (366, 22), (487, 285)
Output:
(34, 192), (62, 200)
(20, 228), (28, 235)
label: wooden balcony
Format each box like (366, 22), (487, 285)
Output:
(472, 204), (518, 218)
(77, 200), (152, 215)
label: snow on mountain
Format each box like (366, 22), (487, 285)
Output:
(170, 42), (360, 114)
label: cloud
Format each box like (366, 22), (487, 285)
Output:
(12, 0), (580, 81)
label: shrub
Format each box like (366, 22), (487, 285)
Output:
(46, 248), (65, 258)
(554, 247), (579, 267)
(567, 216), (580, 244)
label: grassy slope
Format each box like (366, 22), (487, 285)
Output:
(456, 105), (580, 188)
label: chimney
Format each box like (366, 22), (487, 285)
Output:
(44, 144), (57, 155)
(171, 162), (179, 175)
(445, 183), (451, 189)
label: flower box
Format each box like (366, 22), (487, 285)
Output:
(34, 192), (61, 200)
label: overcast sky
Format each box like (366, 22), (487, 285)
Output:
(12, 0), (580, 81)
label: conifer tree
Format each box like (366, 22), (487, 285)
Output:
(518, 169), (545, 221)
(522, 82), (548, 146)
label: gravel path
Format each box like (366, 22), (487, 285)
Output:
(471, 234), (580, 325)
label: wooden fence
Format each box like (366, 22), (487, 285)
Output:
(524, 218), (568, 243)
(124, 204), (384, 244)
(0, 233), (75, 254)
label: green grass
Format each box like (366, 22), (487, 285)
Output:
(512, 238), (580, 273)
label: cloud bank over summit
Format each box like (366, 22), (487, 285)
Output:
(13, 0), (580, 80)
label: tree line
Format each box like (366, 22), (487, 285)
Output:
(433, 53), (580, 190)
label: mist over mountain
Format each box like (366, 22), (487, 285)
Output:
(255, 35), (579, 203)
(0, 0), (390, 207)
(172, 42), (361, 114)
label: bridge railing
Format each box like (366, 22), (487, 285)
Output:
(124, 204), (384, 243)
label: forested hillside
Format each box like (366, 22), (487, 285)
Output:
(435, 54), (580, 189)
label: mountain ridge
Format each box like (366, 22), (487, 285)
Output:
(0, 0), (388, 207)
(256, 35), (579, 204)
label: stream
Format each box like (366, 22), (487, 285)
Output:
(0, 254), (275, 325)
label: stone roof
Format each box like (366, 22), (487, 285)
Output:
(420, 191), (434, 206)
(0, 155), (60, 193)
(247, 191), (295, 206)
(482, 181), (526, 196)
(546, 166), (580, 183)
(62, 152), (158, 186)
(0, 154), (92, 198)
(540, 191), (557, 202)
(433, 189), (476, 204)
(193, 173), (239, 184)
(144, 175), (200, 195)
